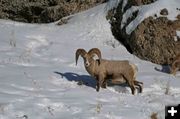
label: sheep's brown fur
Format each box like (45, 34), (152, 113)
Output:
(76, 48), (143, 95)
(170, 54), (180, 75)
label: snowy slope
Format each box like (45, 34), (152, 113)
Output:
(0, 3), (180, 119)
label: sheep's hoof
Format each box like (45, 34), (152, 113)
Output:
(101, 82), (107, 88)
(96, 88), (100, 92)
(77, 80), (84, 85)
(101, 85), (106, 89)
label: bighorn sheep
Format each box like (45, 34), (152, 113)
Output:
(170, 53), (180, 75)
(75, 48), (143, 95)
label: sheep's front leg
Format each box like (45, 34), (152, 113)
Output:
(96, 74), (105, 92)
(94, 76), (100, 92)
(96, 80), (100, 92)
(102, 80), (107, 88)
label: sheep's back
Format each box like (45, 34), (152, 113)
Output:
(101, 59), (132, 74)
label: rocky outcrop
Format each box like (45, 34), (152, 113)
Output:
(108, 0), (180, 65)
(0, 0), (107, 23)
(130, 17), (180, 64)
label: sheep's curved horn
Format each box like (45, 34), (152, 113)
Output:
(75, 49), (87, 65)
(88, 48), (102, 64)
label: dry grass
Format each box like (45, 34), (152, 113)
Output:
(57, 17), (71, 25)
(150, 112), (158, 119)
(165, 81), (170, 95)
(96, 102), (102, 114)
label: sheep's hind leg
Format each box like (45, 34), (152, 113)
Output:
(114, 75), (135, 95)
(126, 80), (136, 95)
(134, 80), (143, 84)
(134, 80), (143, 93)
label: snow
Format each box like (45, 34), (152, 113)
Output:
(0, 3), (180, 119)
(105, 0), (122, 11)
(177, 31), (180, 37)
(122, 0), (128, 12)
(175, 31), (180, 41)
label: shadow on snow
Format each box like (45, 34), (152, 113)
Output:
(54, 71), (96, 89)
(54, 71), (130, 93)
(154, 65), (171, 74)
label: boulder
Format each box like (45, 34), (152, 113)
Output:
(108, 0), (180, 65)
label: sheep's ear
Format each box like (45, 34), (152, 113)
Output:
(75, 49), (87, 65)
(96, 59), (101, 65)
(92, 54), (101, 65)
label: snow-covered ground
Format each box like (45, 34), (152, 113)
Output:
(0, 3), (180, 119)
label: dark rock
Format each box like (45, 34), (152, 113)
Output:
(130, 17), (180, 64)
(160, 8), (168, 16)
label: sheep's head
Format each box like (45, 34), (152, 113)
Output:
(75, 48), (102, 67)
